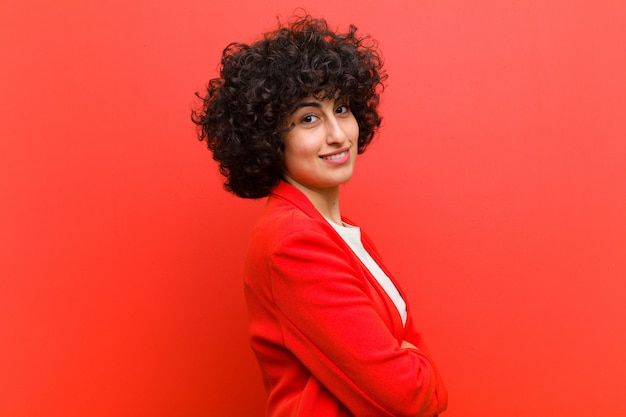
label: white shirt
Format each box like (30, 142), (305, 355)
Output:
(326, 219), (408, 326)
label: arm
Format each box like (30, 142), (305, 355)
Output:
(269, 228), (445, 417)
(403, 318), (449, 414)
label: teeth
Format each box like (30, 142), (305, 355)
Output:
(322, 151), (347, 160)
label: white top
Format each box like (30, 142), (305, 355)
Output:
(326, 219), (407, 326)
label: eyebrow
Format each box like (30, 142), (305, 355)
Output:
(290, 101), (322, 114)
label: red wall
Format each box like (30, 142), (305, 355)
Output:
(1, 1), (625, 416)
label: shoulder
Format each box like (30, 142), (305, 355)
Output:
(246, 181), (362, 271)
(252, 195), (333, 252)
(250, 181), (332, 244)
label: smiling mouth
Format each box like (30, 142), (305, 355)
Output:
(321, 150), (349, 160)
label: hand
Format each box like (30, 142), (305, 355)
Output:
(400, 340), (419, 350)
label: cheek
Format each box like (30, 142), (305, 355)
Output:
(283, 140), (311, 170)
(347, 115), (359, 135)
(349, 119), (360, 144)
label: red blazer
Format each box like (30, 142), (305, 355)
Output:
(244, 181), (448, 417)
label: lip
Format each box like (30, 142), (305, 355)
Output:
(319, 148), (351, 165)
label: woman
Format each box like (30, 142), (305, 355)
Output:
(192, 14), (448, 417)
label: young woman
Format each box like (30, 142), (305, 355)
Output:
(192, 14), (448, 417)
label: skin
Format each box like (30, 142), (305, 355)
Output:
(281, 95), (418, 352)
(282, 96), (358, 225)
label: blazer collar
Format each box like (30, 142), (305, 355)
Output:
(270, 180), (359, 227)
(269, 180), (325, 221)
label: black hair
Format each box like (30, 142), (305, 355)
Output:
(192, 14), (386, 198)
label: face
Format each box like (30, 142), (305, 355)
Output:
(282, 95), (359, 198)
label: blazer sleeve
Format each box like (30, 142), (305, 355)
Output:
(403, 317), (449, 414)
(268, 227), (444, 417)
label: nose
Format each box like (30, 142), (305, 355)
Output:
(325, 117), (347, 145)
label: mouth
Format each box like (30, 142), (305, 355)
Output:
(320, 149), (350, 161)
(321, 151), (348, 161)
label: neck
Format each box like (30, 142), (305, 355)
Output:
(284, 178), (342, 224)
(315, 190), (342, 224)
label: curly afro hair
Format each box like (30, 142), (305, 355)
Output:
(192, 14), (386, 198)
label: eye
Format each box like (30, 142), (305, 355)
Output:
(335, 104), (350, 115)
(301, 114), (319, 124)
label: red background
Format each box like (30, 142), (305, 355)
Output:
(1, 1), (625, 416)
